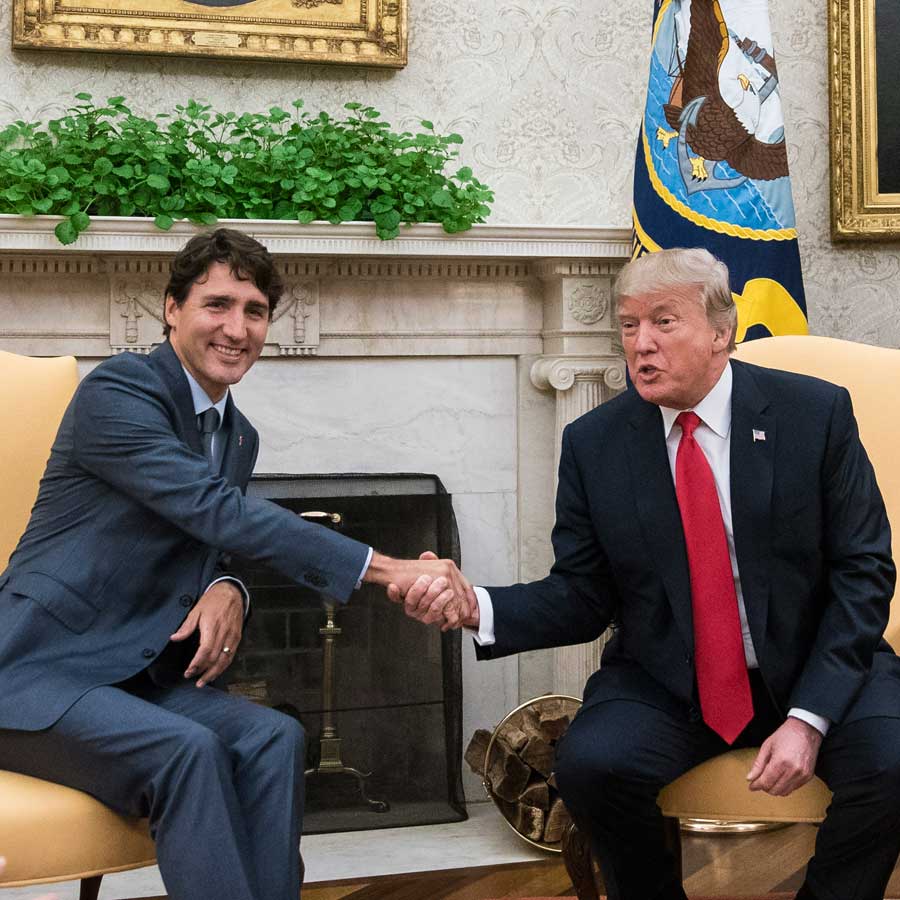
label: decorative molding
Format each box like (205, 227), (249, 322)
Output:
(269, 281), (320, 356)
(530, 356), (626, 395)
(331, 260), (534, 279)
(532, 259), (628, 279)
(109, 278), (165, 354)
(0, 216), (632, 260)
(567, 283), (609, 325)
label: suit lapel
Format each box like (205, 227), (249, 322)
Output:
(729, 361), (775, 657)
(148, 341), (204, 457)
(625, 398), (695, 656)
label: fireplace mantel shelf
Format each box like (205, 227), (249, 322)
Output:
(0, 214), (631, 259)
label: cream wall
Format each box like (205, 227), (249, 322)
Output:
(7, 1), (897, 348)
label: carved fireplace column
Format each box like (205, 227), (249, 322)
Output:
(530, 260), (627, 699)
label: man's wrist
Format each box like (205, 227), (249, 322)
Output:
(206, 576), (250, 617)
(788, 708), (830, 738)
(362, 551), (397, 587)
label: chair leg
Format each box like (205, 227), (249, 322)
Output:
(662, 815), (684, 883)
(562, 821), (601, 900)
(79, 874), (103, 900)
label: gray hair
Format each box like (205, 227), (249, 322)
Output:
(613, 248), (737, 352)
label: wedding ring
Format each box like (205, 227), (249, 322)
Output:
(221, 646), (232, 655)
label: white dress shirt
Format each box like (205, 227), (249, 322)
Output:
(472, 362), (829, 736)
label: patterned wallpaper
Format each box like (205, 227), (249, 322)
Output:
(3, 0), (898, 345)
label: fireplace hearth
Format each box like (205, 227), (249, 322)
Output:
(228, 473), (466, 834)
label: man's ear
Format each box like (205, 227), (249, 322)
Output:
(163, 295), (177, 331)
(712, 322), (732, 352)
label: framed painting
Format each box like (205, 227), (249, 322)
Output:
(12, 0), (407, 68)
(830, 0), (900, 239)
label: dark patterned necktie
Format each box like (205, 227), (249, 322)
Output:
(197, 407), (220, 468)
(675, 411), (753, 744)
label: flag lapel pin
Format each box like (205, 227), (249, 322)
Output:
(752, 429), (766, 442)
(238, 434), (244, 448)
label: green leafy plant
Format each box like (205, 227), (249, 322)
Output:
(0, 95), (494, 245)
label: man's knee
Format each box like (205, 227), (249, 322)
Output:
(554, 718), (649, 814)
(823, 717), (900, 802)
(272, 711), (305, 759)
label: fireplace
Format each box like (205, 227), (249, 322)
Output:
(228, 473), (466, 834)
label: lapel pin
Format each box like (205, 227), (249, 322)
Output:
(238, 434), (244, 447)
(752, 429), (766, 442)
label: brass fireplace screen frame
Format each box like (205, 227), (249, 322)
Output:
(830, 0), (900, 239)
(12, 0), (407, 68)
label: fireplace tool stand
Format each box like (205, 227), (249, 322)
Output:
(301, 512), (389, 813)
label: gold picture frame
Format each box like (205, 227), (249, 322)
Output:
(830, 0), (900, 239)
(12, 0), (407, 68)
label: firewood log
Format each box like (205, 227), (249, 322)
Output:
(464, 728), (492, 775)
(538, 700), (572, 741)
(520, 734), (556, 778)
(543, 796), (571, 843)
(504, 724), (528, 752)
(514, 802), (546, 842)
(488, 735), (532, 801)
(518, 777), (550, 810)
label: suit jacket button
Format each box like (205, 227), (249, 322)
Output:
(142, 648), (156, 659)
(687, 705), (701, 723)
(304, 570), (326, 588)
(180, 594), (194, 607)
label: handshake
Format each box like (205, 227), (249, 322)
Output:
(363, 550), (479, 632)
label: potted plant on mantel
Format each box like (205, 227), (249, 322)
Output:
(0, 94), (493, 246)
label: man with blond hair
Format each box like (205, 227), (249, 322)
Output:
(404, 247), (900, 900)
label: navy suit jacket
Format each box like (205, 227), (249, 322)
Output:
(0, 341), (370, 731)
(479, 360), (900, 726)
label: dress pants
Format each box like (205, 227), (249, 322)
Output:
(554, 671), (900, 900)
(0, 673), (306, 900)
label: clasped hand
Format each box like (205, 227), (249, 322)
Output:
(368, 551), (479, 631)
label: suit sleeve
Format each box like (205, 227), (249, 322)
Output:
(71, 357), (370, 603)
(477, 424), (618, 659)
(788, 387), (896, 721)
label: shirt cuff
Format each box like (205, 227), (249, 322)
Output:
(788, 708), (830, 737)
(207, 575), (250, 618)
(356, 546), (374, 590)
(464, 586), (496, 646)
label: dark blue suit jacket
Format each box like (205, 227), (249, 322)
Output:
(0, 341), (370, 731)
(479, 360), (900, 726)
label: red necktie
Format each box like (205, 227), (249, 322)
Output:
(674, 411), (753, 744)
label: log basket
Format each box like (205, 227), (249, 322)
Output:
(481, 694), (581, 852)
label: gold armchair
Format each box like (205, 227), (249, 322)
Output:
(563, 336), (900, 898)
(0, 351), (156, 900)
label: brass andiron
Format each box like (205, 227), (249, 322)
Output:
(301, 511), (389, 813)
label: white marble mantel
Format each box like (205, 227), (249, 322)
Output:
(0, 215), (629, 794)
(0, 215), (631, 259)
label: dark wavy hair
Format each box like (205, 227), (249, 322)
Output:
(162, 228), (284, 336)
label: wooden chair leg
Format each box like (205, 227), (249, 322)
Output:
(662, 815), (684, 883)
(561, 821), (601, 900)
(79, 874), (103, 900)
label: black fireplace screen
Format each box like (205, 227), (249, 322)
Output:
(227, 473), (466, 834)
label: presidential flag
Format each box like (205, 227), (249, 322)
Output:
(633, 0), (807, 341)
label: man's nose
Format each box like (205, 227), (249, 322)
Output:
(633, 323), (656, 352)
(221, 309), (247, 340)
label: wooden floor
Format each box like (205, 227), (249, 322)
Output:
(297, 823), (900, 899)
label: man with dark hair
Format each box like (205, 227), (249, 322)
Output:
(0, 228), (471, 900)
(402, 247), (900, 900)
